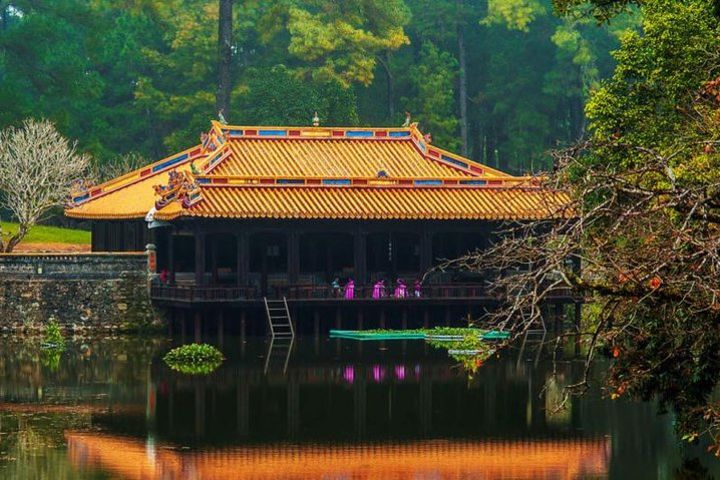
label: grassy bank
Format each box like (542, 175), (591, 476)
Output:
(1, 222), (90, 245)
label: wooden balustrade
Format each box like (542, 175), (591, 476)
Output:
(150, 283), (502, 302)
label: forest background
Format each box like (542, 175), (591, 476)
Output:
(0, 0), (636, 177)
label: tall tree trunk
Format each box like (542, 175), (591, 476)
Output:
(4, 224), (28, 253)
(457, 0), (469, 156)
(377, 53), (395, 120)
(385, 52), (395, 119)
(217, 0), (233, 117)
(570, 94), (585, 140)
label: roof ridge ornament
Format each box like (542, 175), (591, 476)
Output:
(312, 111), (320, 127)
(66, 178), (94, 207)
(153, 170), (203, 210)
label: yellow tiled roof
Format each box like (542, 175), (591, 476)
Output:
(65, 145), (201, 220)
(219, 137), (465, 177)
(154, 186), (570, 221)
(66, 122), (569, 221)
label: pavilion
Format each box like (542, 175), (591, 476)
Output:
(65, 121), (568, 301)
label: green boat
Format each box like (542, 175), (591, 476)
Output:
(328, 329), (510, 342)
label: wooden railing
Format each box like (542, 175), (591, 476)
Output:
(150, 283), (501, 302)
(151, 285), (258, 302)
(278, 283), (494, 300)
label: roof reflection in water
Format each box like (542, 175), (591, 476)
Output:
(66, 432), (609, 480)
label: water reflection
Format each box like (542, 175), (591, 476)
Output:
(66, 434), (610, 480)
(0, 334), (717, 479)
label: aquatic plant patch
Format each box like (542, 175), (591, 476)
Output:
(329, 327), (506, 375)
(163, 343), (225, 375)
(428, 329), (498, 371)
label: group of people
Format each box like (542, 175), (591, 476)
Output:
(331, 278), (422, 300)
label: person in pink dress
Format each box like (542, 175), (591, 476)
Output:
(344, 279), (355, 299)
(372, 280), (385, 299)
(394, 279), (407, 298)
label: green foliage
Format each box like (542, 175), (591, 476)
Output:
(552, 0), (635, 21)
(585, 0), (719, 161)
(237, 66), (359, 126)
(404, 42), (459, 150)
(41, 318), (66, 372)
(0, 0), (629, 177)
(424, 327), (497, 375)
(132, 0), (217, 153)
(163, 343), (224, 375)
(361, 327), (498, 375)
(286, 0), (411, 87)
(483, 0), (547, 32)
(42, 319), (65, 349)
(542, 0), (720, 449)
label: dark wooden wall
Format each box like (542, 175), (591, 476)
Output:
(91, 220), (150, 252)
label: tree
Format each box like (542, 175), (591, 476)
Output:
(236, 65), (359, 126)
(133, 0), (217, 153)
(408, 0), (480, 155)
(0, 119), (90, 252)
(455, 0), (720, 445)
(0, 1), (104, 142)
(0, 0), (627, 175)
(217, 0), (233, 116)
(482, 0), (547, 32)
(403, 42), (460, 151)
(286, 0), (410, 87)
(457, 0), (469, 155)
(93, 152), (149, 183)
(552, 0), (635, 21)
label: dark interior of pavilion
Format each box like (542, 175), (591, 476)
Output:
(154, 226), (492, 290)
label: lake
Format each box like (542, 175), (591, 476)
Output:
(0, 331), (717, 479)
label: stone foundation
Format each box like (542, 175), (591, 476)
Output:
(0, 253), (161, 332)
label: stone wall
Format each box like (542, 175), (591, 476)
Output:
(0, 253), (161, 332)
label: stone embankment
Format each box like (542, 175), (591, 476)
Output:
(0, 252), (160, 332)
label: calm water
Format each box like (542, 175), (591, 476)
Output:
(0, 332), (718, 479)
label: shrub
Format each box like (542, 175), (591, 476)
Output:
(41, 318), (65, 372)
(42, 318), (65, 350)
(163, 343), (224, 375)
